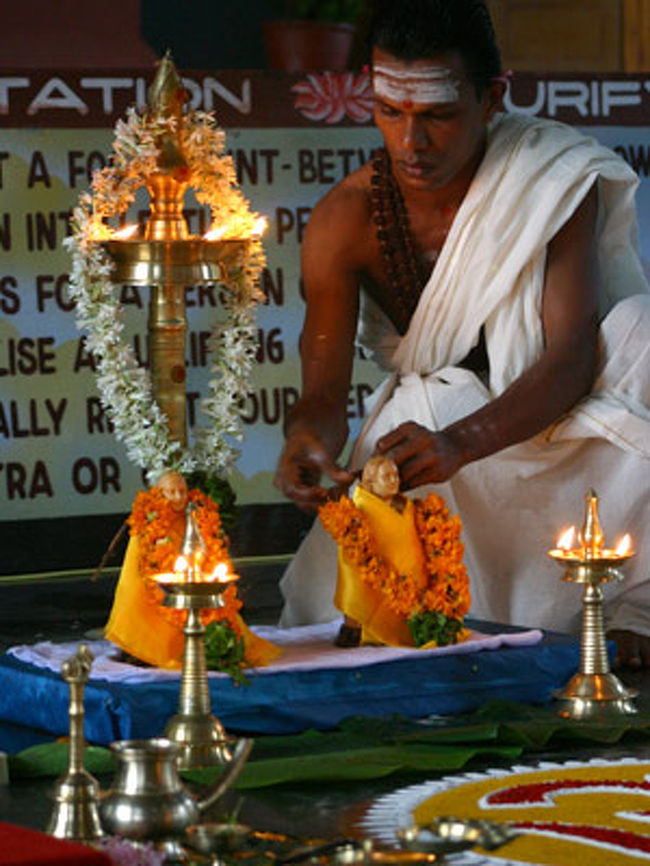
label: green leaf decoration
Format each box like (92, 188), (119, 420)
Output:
(8, 701), (650, 787)
(204, 621), (250, 685)
(408, 611), (464, 647)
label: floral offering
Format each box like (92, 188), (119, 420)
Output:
(320, 491), (471, 647)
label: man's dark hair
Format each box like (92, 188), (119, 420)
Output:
(367, 0), (502, 93)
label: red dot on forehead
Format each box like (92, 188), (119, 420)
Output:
(402, 98), (413, 108)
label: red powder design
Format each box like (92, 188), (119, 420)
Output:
(515, 820), (650, 855)
(487, 778), (650, 806)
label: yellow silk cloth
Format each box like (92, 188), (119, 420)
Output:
(105, 534), (281, 670)
(334, 486), (427, 647)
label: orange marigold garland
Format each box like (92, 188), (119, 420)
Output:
(128, 486), (242, 637)
(319, 492), (471, 647)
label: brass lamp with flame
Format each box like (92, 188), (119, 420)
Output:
(548, 488), (637, 720)
(102, 52), (261, 446)
(156, 502), (240, 769)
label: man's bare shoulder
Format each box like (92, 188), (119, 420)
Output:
(307, 164), (373, 242)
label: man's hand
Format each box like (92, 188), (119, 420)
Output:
(274, 430), (355, 511)
(607, 629), (650, 669)
(376, 421), (465, 489)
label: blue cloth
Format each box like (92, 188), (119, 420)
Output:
(0, 630), (582, 753)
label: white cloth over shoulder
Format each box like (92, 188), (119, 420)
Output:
(279, 113), (650, 637)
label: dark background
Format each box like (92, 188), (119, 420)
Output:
(2, 0), (373, 71)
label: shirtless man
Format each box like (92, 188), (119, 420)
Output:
(274, 0), (650, 667)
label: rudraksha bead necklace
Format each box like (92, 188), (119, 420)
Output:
(370, 147), (429, 334)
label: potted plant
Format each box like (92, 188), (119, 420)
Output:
(262, 0), (366, 71)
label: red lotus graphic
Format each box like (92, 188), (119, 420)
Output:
(292, 71), (373, 124)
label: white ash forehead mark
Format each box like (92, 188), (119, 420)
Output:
(373, 63), (460, 104)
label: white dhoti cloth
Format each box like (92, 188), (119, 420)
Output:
(279, 113), (650, 638)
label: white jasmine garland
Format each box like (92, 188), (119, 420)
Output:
(64, 107), (265, 481)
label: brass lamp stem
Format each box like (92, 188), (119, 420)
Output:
(179, 607), (213, 716)
(145, 172), (190, 446)
(580, 583), (611, 675)
(148, 280), (187, 446)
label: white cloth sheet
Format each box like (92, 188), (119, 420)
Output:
(280, 113), (650, 638)
(7, 622), (542, 685)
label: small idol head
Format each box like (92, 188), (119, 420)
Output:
(156, 470), (189, 513)
(361, 455), (401, 500)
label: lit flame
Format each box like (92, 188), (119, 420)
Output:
(204, 217), (267, 241)
(204, 225), (227, 241)
(211, 562), (230, 582)
(615, 534), (633, 556)
(174, 554), (189, 574)
(112, 223), (139, 240)
(556, 526), (576, 550)
(251, 216), (267, 237)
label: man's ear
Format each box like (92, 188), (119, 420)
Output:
(483, 79), (506, 120)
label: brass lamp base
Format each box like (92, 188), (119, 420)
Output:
(164, 713), (233, 771)
(551, 579), (638, 721)
(554, 672), (638, 721)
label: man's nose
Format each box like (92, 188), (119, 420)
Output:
(402, 116), (428, 151)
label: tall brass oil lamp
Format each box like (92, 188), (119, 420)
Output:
(102, 53), (251, 446)
(548, 488), (637, 720)
(155, 503), (241, 770)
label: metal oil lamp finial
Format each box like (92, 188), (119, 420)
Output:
(148, 50), (187, 121)
(47, 644), (104, 841)
(145, 51), (190, 243)
(549, 489), (637, 720)
(579, 488), (605, 559)
(180, 502), (207, 581)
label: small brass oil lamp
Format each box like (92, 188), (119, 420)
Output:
(548, 488), (637, 720)
(155, 502), (241, 769)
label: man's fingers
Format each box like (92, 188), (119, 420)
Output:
(376, 430), (403, 451)
(402, 465), (438, 490)
(325, 465), (356, 485)
(275, 462), (348, 510)
(380, 437), (426, 473)
(376, 421), (419, 452)
(285, 482), (331, 511)
(305, 449), (355, 486)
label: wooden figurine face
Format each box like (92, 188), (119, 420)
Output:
(156, 471), (189, 513)
(361, 456), (401, 499)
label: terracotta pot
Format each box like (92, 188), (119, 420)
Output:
(263, 19), (356, 71)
